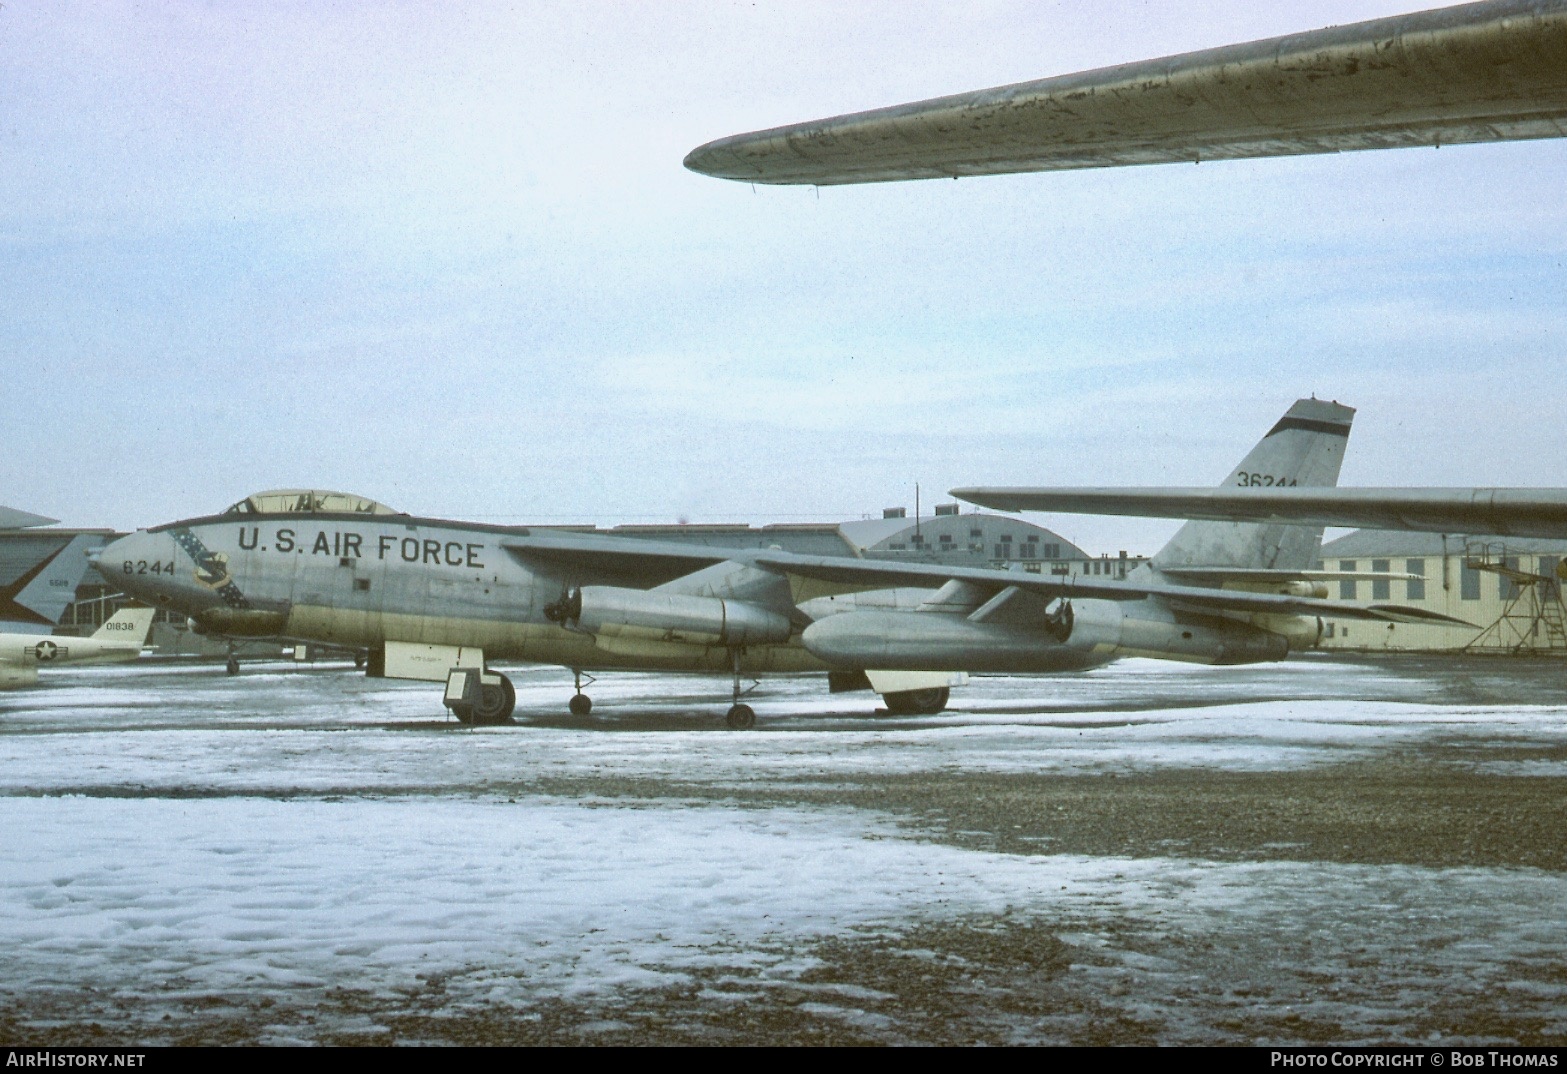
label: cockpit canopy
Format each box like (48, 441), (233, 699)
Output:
(222, 489), (400, 516)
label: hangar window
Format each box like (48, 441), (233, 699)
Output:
(354, 578), (371, 592)
(970, 528), (984, 539)
(1339, 561), (1357, 600)
(1406, 559), (1426, 601)
(1371, 560), (1390, 600)
(1460, 562), (1481, 600)
(939, 534), (954, 545)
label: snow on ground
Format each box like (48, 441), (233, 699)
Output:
(2, 657), (1565, 1039)
(5, 794), (1566, 1029)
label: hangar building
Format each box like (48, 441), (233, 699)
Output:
(1314, 530), (1567, 654)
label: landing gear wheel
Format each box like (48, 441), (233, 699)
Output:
(882, 687), (949, 716)
(470, 673), (516, 725)
(225, 656), (240, 676)
(725, 703), (756, 730)
(569, 693), (592, 717)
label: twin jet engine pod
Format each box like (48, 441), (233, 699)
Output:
(547, 585), (794, 648)
(1069, 599), (1292, 666)
(800, 597), (1292, 673)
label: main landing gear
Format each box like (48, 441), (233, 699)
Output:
(725, 648), (756, 730)
(225, 643), (240, 677)
(568, 669), (594, 716)
(882, 686), (949, 716)
(450, 671), (516, 726)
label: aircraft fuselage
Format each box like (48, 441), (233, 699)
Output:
(107, 511), (836, 675)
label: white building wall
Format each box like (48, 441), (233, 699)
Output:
(1314, 539), (1567, 652)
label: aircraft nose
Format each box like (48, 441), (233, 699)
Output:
(100, 531), (181, 602)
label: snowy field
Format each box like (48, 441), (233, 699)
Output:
(2, 656), (1565, 1044)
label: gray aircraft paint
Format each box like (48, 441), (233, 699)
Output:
(953, 486), (1567, 541)
(685, 0), (1567, 185)
(798, 399), (1357, 673)
(102, 401), (1460, 717)
(0, 532), (104, 632)
(107, 510), (826, 677)
(1143, 399), (1352, 574)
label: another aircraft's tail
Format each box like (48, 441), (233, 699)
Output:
(1149, 398), (1354, 572)
(0, 533), (100, 630)
(91, 606), (156, 645)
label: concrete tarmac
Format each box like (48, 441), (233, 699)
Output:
(1, 654), (1564, 1045)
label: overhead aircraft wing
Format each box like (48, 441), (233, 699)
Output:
(684, 0), (1567, 185)
(748, 551), (1471, 627)
(951, 486), (1567, 540)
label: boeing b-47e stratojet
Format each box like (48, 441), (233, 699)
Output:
(100, 400), (1461, 726)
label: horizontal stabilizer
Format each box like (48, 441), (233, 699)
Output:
(0, 504), (58, 530)
(1364, 605), (1476, 628)
(1162, 568), (1421, 585)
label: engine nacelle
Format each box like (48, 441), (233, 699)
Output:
(801, 597), (1292, 671)
(547, 585), (793, 648)
(1064, 600), (1291, 665)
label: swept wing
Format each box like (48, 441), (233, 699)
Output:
(684, 0), (1567, 185)
(505, 530), (1468, 627)
(952, 486), (1567, 540)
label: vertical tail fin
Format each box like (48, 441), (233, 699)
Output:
(91, 606), (156, 644)
(0, 533), (99, 629)
(1150, 398), (1354, 571)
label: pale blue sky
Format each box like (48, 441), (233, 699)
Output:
(4, 1), (1564, 555)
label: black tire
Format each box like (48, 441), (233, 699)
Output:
(450, 703), (475, 726)
(882, 687), (949, 716)
(225, 656), (240, 676)
(470, 673), (516, 725)
(569, 693), (592, 717)
(725, 703), (756, 730)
